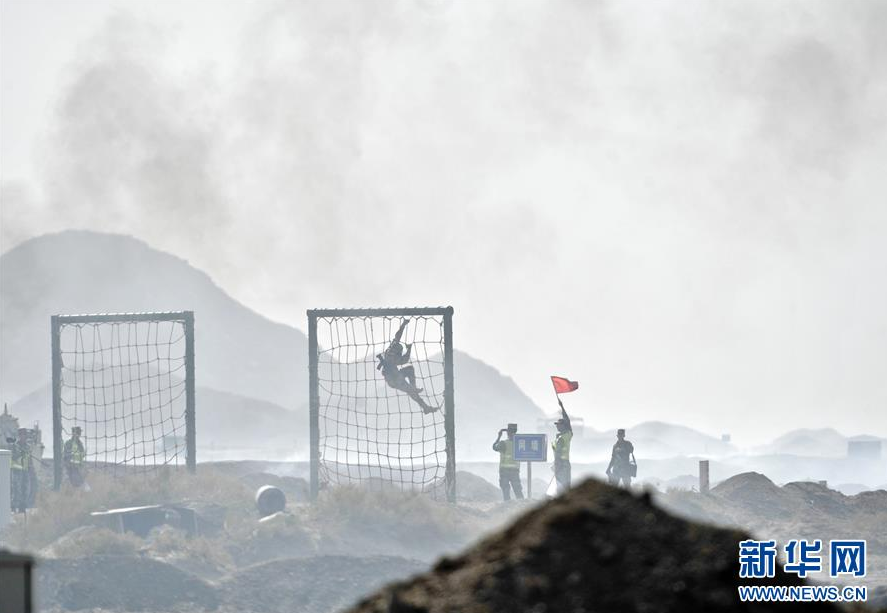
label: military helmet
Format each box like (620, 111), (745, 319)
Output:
(617, 428), (626, 437)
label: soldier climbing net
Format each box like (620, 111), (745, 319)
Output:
(51, 312), (196, 489)
(308, 307), (455, 502)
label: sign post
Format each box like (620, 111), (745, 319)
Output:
(513, 433), (548, 499)
(528, 462), (532, 499)
(699, 460), (710, 494)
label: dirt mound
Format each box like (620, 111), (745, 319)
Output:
(35, 550), (424, 612)
(850, 489), (887, 512)
(220, 555), (426, 613)
(346, 479), (838, 613)
(782, 481), (849, 518)
(455, 470), (502, 503)
(40, 526), (142, 559)
(711, 472), (799, 517)
(232, 510), (318, 566)
(36, 555), (219, 611)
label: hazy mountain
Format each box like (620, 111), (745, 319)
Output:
(1, 230), (306, 410)
(755, 428), (851, 457)
(624, 421), (736, 457)
(0, 231), (546, 459)
(565, 420), (737, 461)
(451, 350), (546, 458)
(15, 232), (876, 466)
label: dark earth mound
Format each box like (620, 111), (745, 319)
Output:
(36, 555), (220, 611)
(220, 555), (426, 613)
(35, 553), (426, 613)
(346, 479), (839, 613)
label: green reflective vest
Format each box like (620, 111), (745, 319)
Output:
(553, 431), (572, 463)
(496, 440), (518, 470)
(65, 438), (85, 465)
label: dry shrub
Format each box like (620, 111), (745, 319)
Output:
(147, 525), (234, 571)
(309, 486), (480, 557)
(1, 467), (252, 551)
(43, 526), (143, 558)
(230, 511), (318, 565)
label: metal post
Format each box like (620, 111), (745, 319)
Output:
(183, 311), (196, 473)
(51, 316), (63, 490)
(308, 313), (319, 501)
(442, 307), (456, 503)
(0, 450), (11, 529)
(527, 461), (532, 499)
(699, 459), (710, 494)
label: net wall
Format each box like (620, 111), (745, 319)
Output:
(314, 314), (450, 496)
(55, 315), (192, 472)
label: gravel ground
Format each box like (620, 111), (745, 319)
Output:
(34, 553), (427, 613)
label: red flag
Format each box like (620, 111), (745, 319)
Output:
(550, 376), (579, 394)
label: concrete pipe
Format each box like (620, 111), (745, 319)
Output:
(255, 485), (286, 518)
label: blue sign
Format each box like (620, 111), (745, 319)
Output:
(513, 434), (547, 462)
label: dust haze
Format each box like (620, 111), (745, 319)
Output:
(2, 0), (887, 443)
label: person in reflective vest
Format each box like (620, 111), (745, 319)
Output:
(63, 426), (86, 487)
(10, 428), (33, 513)
(552, 399), (573, 494)
(493, 423), (523, 501)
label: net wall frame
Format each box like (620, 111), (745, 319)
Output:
(308, 307), (456, 503)
(51, 311), (196, 489)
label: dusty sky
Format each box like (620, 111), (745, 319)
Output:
(2, 0), (886, 444)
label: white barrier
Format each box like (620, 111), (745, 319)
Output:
(0, 449), (10, 530)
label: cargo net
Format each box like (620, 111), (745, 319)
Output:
(316, 314), (448, 496)
(58, 318), (190, 471)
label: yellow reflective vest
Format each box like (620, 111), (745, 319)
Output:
(65, 438), (85, 465)
(494, 439), (518, 470)
(553, 431), (572, 463)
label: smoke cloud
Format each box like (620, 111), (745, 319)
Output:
(2, 0), (886, 442)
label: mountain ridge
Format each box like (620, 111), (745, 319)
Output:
(0, 231), (546, 458)
(5, 232), (883, 463)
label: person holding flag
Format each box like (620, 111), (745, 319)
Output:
(550, 376), (577, 495)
